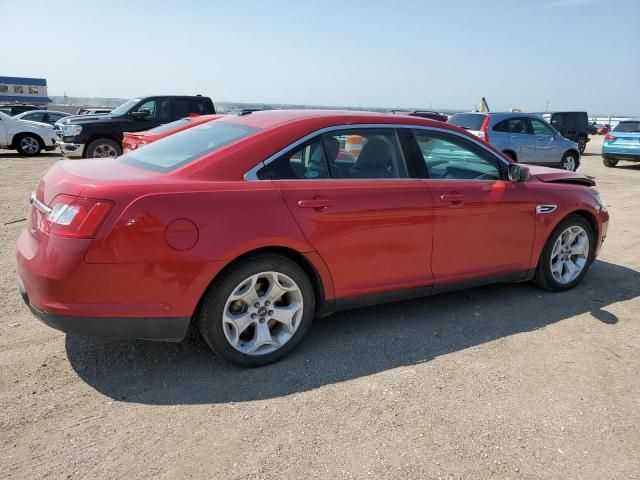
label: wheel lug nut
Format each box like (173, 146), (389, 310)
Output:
(254, 303), (260, 308)
(259, 318), (265, 323)
(268, 310), (274, 316)
(265, 301), (270, 306)
(251, 313), (257, 319)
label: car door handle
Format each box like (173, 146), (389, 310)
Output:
(297, 198), (334, 209)
(440, 194), (466, 204)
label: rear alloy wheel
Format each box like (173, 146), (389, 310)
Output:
(86, 138), (122, 158)
(560, 152), (578, 171)
(198, 255), (315, 367)
(16, 134), (43, 156)
(534, 214), (595, 292)
(577, 137), (587, 154)
(602, 157), (618, 168)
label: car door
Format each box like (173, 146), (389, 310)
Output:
(505, 117), (536, 163)
(530, 117), (562, 164)
(132, 98), (171, 128)
(410, 128), (537, 287)
(258, 127), (435, 299)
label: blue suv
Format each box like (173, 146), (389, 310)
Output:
(448, 112), (581, 171)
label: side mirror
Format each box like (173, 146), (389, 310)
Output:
(131, 109), (151, 120)
(508, 164), (529, 183)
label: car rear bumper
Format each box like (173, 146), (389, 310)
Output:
(602, 152), (640, 162)
(16, 227), (223, 340)
(56, 141), (84, 158)
(17, 276), (189, 340)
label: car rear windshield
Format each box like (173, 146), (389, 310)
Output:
(613, 121), (640, 133)
(120, 121), (259, 172)
(448, 114), (487, 131)
(148, 118), (193, 134)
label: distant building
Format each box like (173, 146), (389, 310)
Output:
(0, 76), (52, 104)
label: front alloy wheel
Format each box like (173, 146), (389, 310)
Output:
(561, 153), (578, 171)
(534, 214), (595, 291)
(198, 254), (314, 367)
(549, 226), (589, 285)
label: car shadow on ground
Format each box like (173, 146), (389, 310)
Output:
(0, 152), (60, 159)
(615, 164), (640, 171)
(65, 259), (639, 405)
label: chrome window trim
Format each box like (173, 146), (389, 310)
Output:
(243, 124), (511, 181)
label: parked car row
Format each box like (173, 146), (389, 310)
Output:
(447, 112), (581, 171)
(0, 111), (57, 155)
(54, 94), (216, 158)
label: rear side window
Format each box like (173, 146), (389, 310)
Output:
(448, 114), (487, 131)
(256, 128), (408, 180)
(614, 121), (640, 133)
(120, 121), (259, 172)
(494, 118), (531, 134)
(257, 139), (329, 180)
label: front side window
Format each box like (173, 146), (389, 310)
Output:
(0, 85), (8, 93)
(120, 121), (259, 172)
(110, 98), (141, 116)
(13, 85), (24, 94)
(29, 86), (39, 95)
(413, 130), (502, 181)
(530, 118), (555, 136)
(257, 140), (329, 180)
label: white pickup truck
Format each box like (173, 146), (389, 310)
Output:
(0, 111), (57, 155)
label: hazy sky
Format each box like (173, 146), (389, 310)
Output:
(3, 0), (639, 114)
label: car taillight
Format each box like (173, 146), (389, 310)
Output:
(478, 116), (490, 142)
(604, 133), (617, 141)
(41, 195), (113, 238)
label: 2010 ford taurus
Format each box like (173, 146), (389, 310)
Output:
(16, 110), (609, 366)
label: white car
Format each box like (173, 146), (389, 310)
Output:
(0, 111), (57, 155)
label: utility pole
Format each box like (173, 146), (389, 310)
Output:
(545, 100), (549, 113)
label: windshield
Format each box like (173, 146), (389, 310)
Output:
(148, 118), (193, 134)
(448, 114), (487, 131)
(120, 120), (259, 172)
(613, 121), (640, 133)
(109, 98), (140, 116)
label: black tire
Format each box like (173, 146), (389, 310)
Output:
(577, 137), (587, 154)
(560, 151), (579, 171)
(602, 157), (618, 168)
(14, 133), (43, 156)
(533, 214), (595, 292)
(86, 138), (122, 159)
(198, 254), (315, 367)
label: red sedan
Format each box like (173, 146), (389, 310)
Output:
(122, 114), (225, 153)
(16, 110), (609, 366)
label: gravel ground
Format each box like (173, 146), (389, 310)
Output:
(1, 137), (638, 480)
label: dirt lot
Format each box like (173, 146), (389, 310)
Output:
(1, 137), (638, 480)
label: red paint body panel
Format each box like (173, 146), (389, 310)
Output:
(15, 110), (609, 333)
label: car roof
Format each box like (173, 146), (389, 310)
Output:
(218, 109), (452, 130)
(17, 110), (69, 115)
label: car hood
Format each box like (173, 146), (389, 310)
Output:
(17, 119), (54, 130)
(58, 114), (117, 125)
(526, 164), (595, 186)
